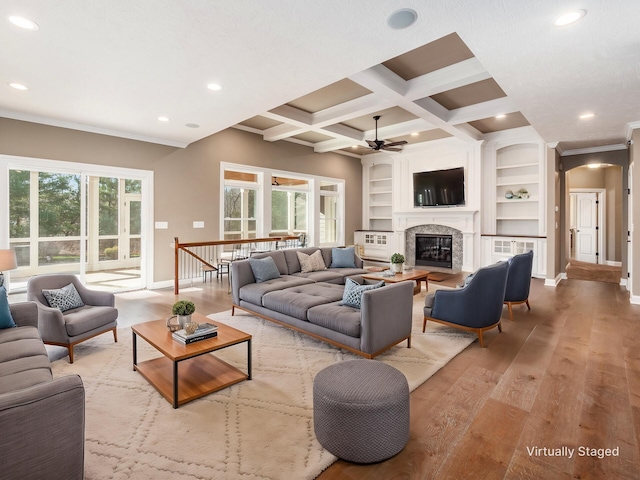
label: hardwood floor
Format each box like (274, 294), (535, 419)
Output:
(75, 274), (640, 479)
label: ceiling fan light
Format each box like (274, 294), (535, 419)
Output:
(8, 82), (28, 90)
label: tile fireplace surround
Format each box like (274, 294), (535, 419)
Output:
(395, 209), (478, 273)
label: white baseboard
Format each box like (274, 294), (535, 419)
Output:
(631, 294), (640, 305)
(620, 278), (628, 287)
(544, 274), (563, 287)
(606, 260), (623, 267)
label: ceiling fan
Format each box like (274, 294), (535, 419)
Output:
(365, 115), (408, 152)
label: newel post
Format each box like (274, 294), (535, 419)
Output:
(174, 237), (179, 295)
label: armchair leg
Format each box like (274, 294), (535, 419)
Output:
(478, 330), (485, 348)
(113, 328), (118, 343)
(526, 299), (531, 310)
(68, 345), (74, 364)
(507, 303), (514, 321)
(422, 317), (427, 333)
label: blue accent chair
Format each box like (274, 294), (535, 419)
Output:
(423, 261), (509, 347)
(504, 250), (534, 320)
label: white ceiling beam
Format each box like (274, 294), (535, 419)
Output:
(265, 104), (313, 126)
(350, 65), (481, 142)
(447, 97), (518, 124)
(262, 123), (305, 142)
(321, 123), (364, 141)
(404, 57), (491, 100)
(312, 94), (394, 126)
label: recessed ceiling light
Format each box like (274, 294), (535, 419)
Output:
(8, 82), (28, 91)
(411, 132), (419, 136)
(158, 116), (170, 122)
(495, 114), (506, 119)
(579, 112), (595, 119)
(207, 83), (222, 91)
(351, 145), (359, 149)
(8, 15), (39, 30)
(587, 163), (602, 169)
(387, 8), (418, 29)
(554, 10), (586, 26)
(185, 123), (200, 128)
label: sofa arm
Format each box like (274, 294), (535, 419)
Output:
(0, 374), (85, 480)
(9, 301), (39, 329)
(359, 281), (413, 355)
(231, 260), (256, 305)
(75, 282), (114, 307)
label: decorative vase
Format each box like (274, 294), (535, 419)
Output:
(391, 263), (404, 274)
(177, 314), (192, 328)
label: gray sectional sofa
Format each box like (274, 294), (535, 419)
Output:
(231, 247), (414, 358)
(0, 301), (85, 480)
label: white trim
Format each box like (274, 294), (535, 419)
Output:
(560, 144), (627, 157)
(606, 260), (622, 267)
(620, 278), (627, 286)
(569, 188), (606, 265)
(631, 294), (640, 305)
(544, 274), (562, 287)
(0, 109), (188, 148)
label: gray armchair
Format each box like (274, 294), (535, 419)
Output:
(0, 302), (85, 480)
(27, 274), (118, 363)
(423, 261), (509, 347)
(504, 250), (534, 320)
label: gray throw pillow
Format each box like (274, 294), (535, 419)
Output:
(248, 256), (281, 283)
(341, 278), (385, 309)
(42, 283), (85, 312)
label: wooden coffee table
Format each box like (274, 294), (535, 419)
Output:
(361, 269), (430, 295)
(132, 313), (251, 408)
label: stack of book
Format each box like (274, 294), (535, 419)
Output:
(172, 322), (218, 344)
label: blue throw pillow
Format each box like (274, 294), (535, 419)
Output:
(249, 256), (281, 283)
(330, 247), (357, 268)
(341, 278), (385, 309)
(0, 286), (16, 329)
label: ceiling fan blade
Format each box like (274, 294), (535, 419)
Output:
(384, 140), (408, 147)
(382, 146), (403, 152)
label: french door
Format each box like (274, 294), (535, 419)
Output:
(4, 157), (151, 292)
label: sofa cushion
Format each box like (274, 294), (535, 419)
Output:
(64, 305), (118, 337)
(0, 326), (52, 395)
(262, 283), (345, 320)
(0, 286), (16, 329)
(291, 271), (344, 284)
(307, 302), (362, 338)
(248, 256), (281, 283)
(341, 278), (385, 309)
(297, 250), (327, 273)
(330, 247), (357, 268)
(239, 276), (315, 306)
(42, 283), (85, 312)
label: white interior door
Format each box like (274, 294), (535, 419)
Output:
(628, 164), (633, 291)
(575, 192), (598, 263)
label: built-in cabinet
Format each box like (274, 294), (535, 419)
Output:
(482, 235), (547, 278)
(494, 143), (544, 236)
(482, 130), (547, 276)
(354, 230), (393, 262)
(363, 160), (393, 231)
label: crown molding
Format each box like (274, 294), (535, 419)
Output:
(560, 143), (627, 157)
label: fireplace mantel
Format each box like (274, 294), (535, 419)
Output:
(393, 209), (478, 233)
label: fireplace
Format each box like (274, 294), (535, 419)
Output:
(415, 234), (453, 269)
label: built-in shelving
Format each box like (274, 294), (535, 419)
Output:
(364, 162), (393, 231)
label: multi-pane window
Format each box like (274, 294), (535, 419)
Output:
(223, 186), (257, 240)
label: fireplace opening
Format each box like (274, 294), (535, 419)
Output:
(415, 234), (453, 269)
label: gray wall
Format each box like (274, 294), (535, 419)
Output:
(0, 118), (363, 282)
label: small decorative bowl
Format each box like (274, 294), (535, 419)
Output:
(184, 322), (199, 335)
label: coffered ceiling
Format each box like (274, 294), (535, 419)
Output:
(1, 1), (639, 156)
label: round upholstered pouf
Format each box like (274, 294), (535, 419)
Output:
(313, 359), (410, 463)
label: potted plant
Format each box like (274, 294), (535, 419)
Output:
(172, 300), (196, 327)
(517, 187), (529, 199)
(390, 253), (405, 274)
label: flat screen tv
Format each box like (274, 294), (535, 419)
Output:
(413, 167), (465, 207)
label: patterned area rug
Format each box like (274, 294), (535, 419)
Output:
(51, 293), (474, 480)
